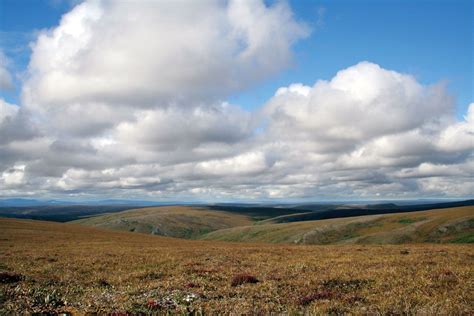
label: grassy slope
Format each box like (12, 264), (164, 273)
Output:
(257, 200), (474, 224)
(1, 218), (472, 314)
(72, 206), (253, 238)
(201, 206), (474, 244)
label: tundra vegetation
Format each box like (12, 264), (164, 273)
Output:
(1, 215), (473, 314)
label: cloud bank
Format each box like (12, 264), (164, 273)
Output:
(0, 0), (472, 200)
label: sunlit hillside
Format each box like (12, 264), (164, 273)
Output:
(201, 206), (474, 244)
(72, 206), (253, 238)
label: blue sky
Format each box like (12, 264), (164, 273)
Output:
(1, 0), (471, 117)
(0, 0), (474, 118)
(233, 0), (473, 118)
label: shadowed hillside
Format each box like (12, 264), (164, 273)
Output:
(72, 206), (253, 238)
(0, 205), (153, 222)
(201, 206), (474, 244)
(222, 200), (474, 224)
(206, 204), (339, 220)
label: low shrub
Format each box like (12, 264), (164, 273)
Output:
(298, 291), (336, 305)
(231, 274), (259, 286)
(0, 272), (22, 284)
(97, 278), (111, 287)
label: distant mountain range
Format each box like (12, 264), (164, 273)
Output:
(0, 198), (167, 207)
(0, 197), (469, 207)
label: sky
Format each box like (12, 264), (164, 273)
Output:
(0, 0), (472, 201)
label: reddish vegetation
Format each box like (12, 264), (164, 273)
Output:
(185, 282), (198, 288)
(298, 291), (336, 305)
(231, 274), (259, 286)
(147, 299), (161, 310)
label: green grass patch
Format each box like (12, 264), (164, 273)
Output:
(341, 231), (360, 240)
(398, 217), (426, 224)
(448, 233), (474, 243)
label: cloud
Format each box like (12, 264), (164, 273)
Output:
(115, 103), (253, 153)
(4, 58), (473, 199)
(0, 1), (472, 200)
(437, 103), (474, 153)
(23, 0), (308, 109)
(252, 62), (472, 199)
(264, 62), (452, 146)
(19, 0), (307, 142)
(0, 99), (18, 121)
(0, 99), (39, 146)
(0, 164), (25, 188)
(195, 151), (269, 177)
(0, 51), (14, 91)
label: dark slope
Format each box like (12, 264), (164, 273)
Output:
(262, 200), (474, 224)
(0, 205), (152, 222)
(206, 204), (339, 220)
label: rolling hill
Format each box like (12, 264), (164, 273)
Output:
(72, 206), (253, 238)
(200, 206), (474, 244)
(69, 203), (474, 243)
(216, 200), (474, 224)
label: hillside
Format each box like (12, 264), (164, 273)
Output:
(247, 199), (474, 224)
(201, 206), (474, 244)
(72, 206), (253, 238)
(1, 218), (472, 314)
(206, 204), (339, 220)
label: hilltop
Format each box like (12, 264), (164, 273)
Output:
(72, 206), (253, 238)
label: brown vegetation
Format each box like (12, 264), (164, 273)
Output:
(73, 205), (253, 238)
(231, 274), (259, 287)
(1, 218), (473, 314)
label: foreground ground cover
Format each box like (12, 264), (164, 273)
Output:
(1, 218), (473, 314)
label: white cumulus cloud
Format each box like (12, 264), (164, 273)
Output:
(23, 0), (308, 109)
